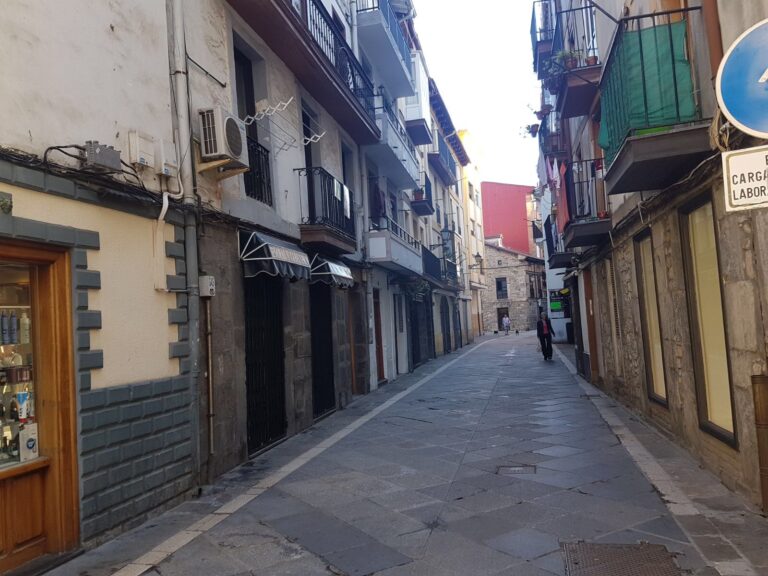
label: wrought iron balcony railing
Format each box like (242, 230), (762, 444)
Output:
(531, 0), (556, 75)
(538, 110), (567, 157)
(599, 7), (704, 166)
(381, 98), (418, 162)
(299, 166), (356, 240)
(307, 0), (376, 121)
(358, 0), (411, 71)
(567, 159), (605, 221)
(422, 245), (442, 281)
(244, 137), (273, 206)
(551, 5), (599, 72)
(369, 216), (421, 252)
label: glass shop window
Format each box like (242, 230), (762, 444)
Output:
(0, 262), (38, 469)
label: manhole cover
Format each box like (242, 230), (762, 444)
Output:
(562, 542), (681, 576)
(496, 465), (536, 475)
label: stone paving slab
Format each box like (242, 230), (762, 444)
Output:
(48, 334), (768, 576)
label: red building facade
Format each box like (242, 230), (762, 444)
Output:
(480, 182), (536, 255)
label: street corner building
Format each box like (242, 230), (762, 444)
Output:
(0, 0), (486, 572)
(529, 0), (768, 510)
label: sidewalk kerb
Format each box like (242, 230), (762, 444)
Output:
(552, 344), (757, 576)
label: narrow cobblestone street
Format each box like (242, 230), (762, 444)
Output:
(51, 335), (767, 576)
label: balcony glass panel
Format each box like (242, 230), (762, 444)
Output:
(599, 9), (701, 166)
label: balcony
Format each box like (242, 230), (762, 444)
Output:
(227, 0), (378, 143)
(429, 136), (457, 185)
(411, 173), (434, 216)
(422, 245), (442, 282)
(366, 100), (420, 189)
(548, 251), (576, 270)
(469, 268), (486, 290)
(368, 217), (423, 276)
(563, 159), (611, 249)
(404, 51), (433, 145)
(538, 110), (568, 160)
(531, 0), (556, 78)
(599, 8), (712, 195)
(298, 167), (357, 254)
(244, 137), (273, 205)
(546, 6), (601, 119)
(357, 0), (414, 98)
(442, 258), (461, 289)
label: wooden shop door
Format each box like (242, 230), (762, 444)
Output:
(0, 242), (79, 574)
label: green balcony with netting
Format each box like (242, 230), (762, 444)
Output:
(599, 8), (714, 195)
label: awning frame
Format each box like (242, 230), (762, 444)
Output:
(309, 254), (355, 288)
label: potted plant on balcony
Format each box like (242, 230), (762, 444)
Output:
(526, 124), (540, 137)
(585, 50), (599, 67)
(555, 49), (580, 70)
(413, 188), (425, 201)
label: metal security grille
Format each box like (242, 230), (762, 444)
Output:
(562, 543), (681, 576)
(244, 274), (286, 454)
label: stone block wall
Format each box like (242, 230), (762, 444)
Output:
(480, 244), (543, 333)
(590, 172), (766, 506)
(198, 223), (248, 481)
(79, 376), (193, 540)
(285, 280), (313, 435)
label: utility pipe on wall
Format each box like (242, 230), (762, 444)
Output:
(168, 0), (202, 481)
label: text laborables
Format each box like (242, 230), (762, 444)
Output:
(731, 164), (768, 201)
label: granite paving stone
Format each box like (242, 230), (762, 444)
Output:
(50, 334), (766, 576)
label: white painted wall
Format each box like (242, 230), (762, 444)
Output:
(717, 0), (768, 48)
(0, 1), (175, 192)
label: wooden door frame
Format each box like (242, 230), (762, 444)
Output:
(0, 240), (79, 570)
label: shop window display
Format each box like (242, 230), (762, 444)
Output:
(0, 261), (37, 468)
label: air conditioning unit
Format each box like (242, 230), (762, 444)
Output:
(198, 107), (248, 168)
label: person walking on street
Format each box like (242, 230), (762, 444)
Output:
(502, 314), (511, 336)
(537, 312), (555, 360)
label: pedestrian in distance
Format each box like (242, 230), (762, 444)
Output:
(537, 312), (555, 361)
(502, 314), (511, 335)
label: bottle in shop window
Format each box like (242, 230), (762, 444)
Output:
(1, 310), (8, 344)
(9, 311), (17, 344)
(19, 312), (30, 345)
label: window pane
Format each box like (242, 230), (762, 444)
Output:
(688, 203), (733, 432)
(0, 262), (39, 469)
(638, 237), (666, 399)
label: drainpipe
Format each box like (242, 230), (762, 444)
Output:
(169, 0), (202, 482)
(350, 0), (360, 58)
(701, 0), (724, 80)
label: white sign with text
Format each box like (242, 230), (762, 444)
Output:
(722, 145), (768, 212)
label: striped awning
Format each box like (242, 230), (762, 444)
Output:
(239, 230), (310, 281)
(310, 254), (354, 288)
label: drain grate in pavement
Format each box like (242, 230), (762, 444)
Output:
(561, 542), (681, 576)
(496, 465), (536, 475)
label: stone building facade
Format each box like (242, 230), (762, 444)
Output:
(480, 242), (545, 333)
(530, 0), (768, 508)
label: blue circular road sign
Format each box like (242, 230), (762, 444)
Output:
(716, 18), (768, 139)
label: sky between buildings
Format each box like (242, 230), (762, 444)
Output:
(412, 0), (541, 187)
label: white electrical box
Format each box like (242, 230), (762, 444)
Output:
(200, 275), (216, 297)
(128, 131), (155, 169)
(155, 138), (179, 178)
